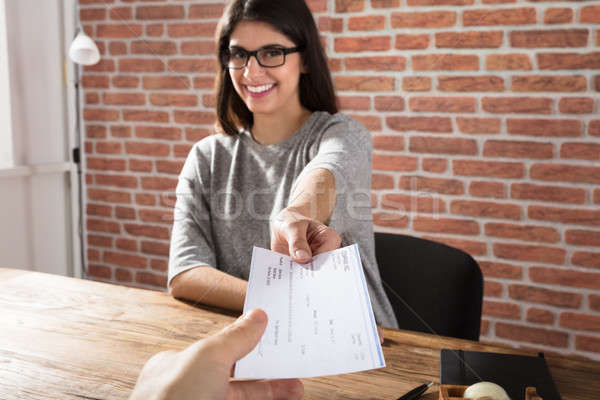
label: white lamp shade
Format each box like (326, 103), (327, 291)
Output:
(68, 30), (100, 65)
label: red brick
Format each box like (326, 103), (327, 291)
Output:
(119, 58), (165, 73)
(97, 24), (142, 38)
(451, 200), (522, 220)
(136, 271), (167, 287)
(372, 154), (418, 172)
(124, 223), (169, 240)
(83, 108), (119, 122)
(129, 159), (153, 173)
(558, 97), (595, 114)
(87, 158), (126, 172)
(511, 75), (587, 92)
(456, 117), (501, 134)
(193, 77), (215, 89)
(565, 230), (600, 247)
(86, 125), (107, 139)
(87, 218), (120, 234)
(387, 116), (452, 133)
(142, 76), (190, 90)
(335, 0), (364, 12)
(482, 97), (552, 114)
(403, 77), (432, 91)
(88, 234), (113, 248)
(479, 261), (522, 279)
(572, 251), (600, 269)
(115, 268), (132, 282)
(483, 300), (520, 319)
(413, 217), (479, 235)
(108, 41), (127, 56)
(185, 128), (211, 142)
(141, 240), (170, 257)
(394, 34), (429, 50)
(350, 115), (381, 131)
(400, 176), (463, 196)
(463, 8), (537, 26)
(88, 265), (112, 280)
(174, 144), (193, 158)
(575, 335), (600, 354)
(382, 194), (446, 215)
(112, 75), (139, 88)
(136, 5), (183, 20)
(544, 8), (573, 24)
(336, 96), (370, 111)
(86, 203), (112, 217)
(422, 236), (487, 256)
(345, 56), (406, 71)
(84, 59), (116, 74)
(436, 31), (503, 48)
(495, 322), (568, 347)
(484, 280), (503, 297)
(141, 177), (178, 191)
(95, 174), (137, 189)
(511, 183), (586, 204)
(485, 222), (559, 243)
(82, 75), (110, 90)
(131, 40), (176, 55)
(135, 126), (182, 141)
(391, 11), (457, 28)
(371, 174), (394, 190)
(372, 0), (400, 7)
(560, 142), (600, 160)
(507, 118), (582, 137)
(318, 17), (342, 33)
(139, 209), (173, 224)
(422, 158), (447, 173)
(123, 110), (169, 123)
(580, 5), (600, 23)
(115, 206), (135, 220)
(372, 212), (409, 229)
(168, 59), (216, 73)
(146, 24), (163, 37)
(189, 3), (224, 18)
(151, 259), (168, 272)
(135, 194), (156, 206)
(453, 159), (524, 179)
(510, 284), (582, 308)
(530, 163), (600, 184)
(167, 23), (216, 38)
(409, 137), (477, 156)
(412, 54), (478, 71)
(80, 8), (106, 21)
(88, 188), (131, 204)
(348, 15), (385, 31)
(591, 295), (600, 312)
(125, 142), (170, 157)
(526, 308), (555, 325)
(373, 136), (404, 152)
(511, 29), (588, 48)
(538, 52), (600, 70)
(469, 181), (506, 198)
(116, 237), (137, 252)
(156, 160), (184, 175)
(181, 40), (214, 55)
(438, 76), (504, 92)
(591, 120), (600, 136)
(480, 320), (489, 336)
(494, 242), (566, 264)
(560, 312), (600, 332)
(334, 76), (397, 92)
(409, 96), (476, 113)
(103, 93), (145, 106)
(530, 266), (600, 290)
(104, 251), (146, 269)
(109, 6), (132, 20)
(483, 140), (553, 159)
(174, 110), (215, 125)
(486, 54), (532, 71)
(529, 205), (600, 227)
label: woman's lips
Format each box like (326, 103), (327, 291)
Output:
(245, 83), (276, 98)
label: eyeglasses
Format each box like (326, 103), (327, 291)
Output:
(223, 46), (304, 69)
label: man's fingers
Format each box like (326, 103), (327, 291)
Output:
(284, 225), (312, 263)
(227, 379), (304, 400)
(210, 309), (268, 365)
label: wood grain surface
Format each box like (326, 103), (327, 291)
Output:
(0, 268), (598, 400)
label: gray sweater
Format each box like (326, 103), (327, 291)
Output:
(168, 111), (398, 328)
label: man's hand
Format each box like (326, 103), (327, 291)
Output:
(271, 208), (341, 264)
(130, 309), (303, 400)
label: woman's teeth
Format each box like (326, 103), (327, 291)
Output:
(246, 84), (274, 93)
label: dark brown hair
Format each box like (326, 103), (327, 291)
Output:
(214, 0), (337, 135)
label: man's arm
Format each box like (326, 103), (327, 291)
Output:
(169, 266), (248, 312)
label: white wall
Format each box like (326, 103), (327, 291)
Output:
(0, 0), (14, 168)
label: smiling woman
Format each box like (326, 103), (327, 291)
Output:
(167, 0), (399, 331)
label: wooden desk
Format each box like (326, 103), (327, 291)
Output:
(0, 268), (598, 399)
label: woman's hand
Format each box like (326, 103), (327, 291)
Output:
(271, 208), (341, 263)
(130, 309), (303, 400)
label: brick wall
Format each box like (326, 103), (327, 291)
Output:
(78, 0), (600, 360)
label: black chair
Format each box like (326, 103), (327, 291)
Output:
(374, 232), (483, 341)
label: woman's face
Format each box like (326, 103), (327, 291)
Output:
(228, 20), (306, 120)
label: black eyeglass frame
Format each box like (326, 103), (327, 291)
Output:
(223, 46), (304, 69)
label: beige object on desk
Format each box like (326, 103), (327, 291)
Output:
(0, 268), (598, 400)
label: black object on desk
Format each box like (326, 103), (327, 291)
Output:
(396, 381), (433, 400)
(440, 349), (562, 400)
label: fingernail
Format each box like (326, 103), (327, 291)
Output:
(295, 249), (309, 260)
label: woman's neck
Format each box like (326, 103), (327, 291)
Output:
(251, 107), (312, 146)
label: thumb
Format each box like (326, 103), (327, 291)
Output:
(212, 308), (268, 364)
(285, 226), (312, 263)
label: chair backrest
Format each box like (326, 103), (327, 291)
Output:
(374, 232), (483, 341)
